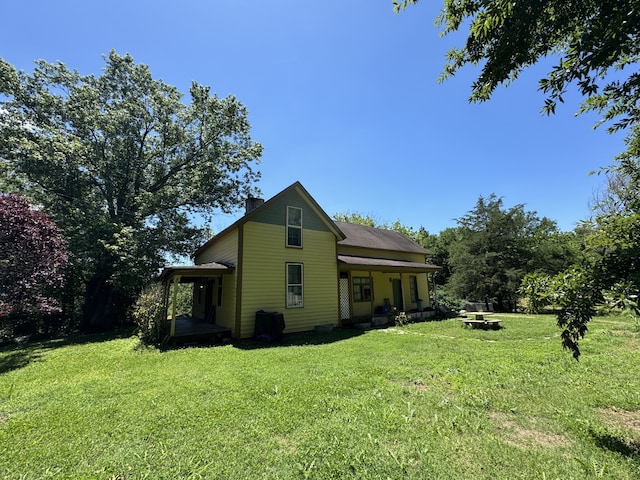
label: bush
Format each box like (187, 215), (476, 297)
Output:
(132, 284), (166, 346)
(433, 286), (466, 310)
(519, 273), (552, 314)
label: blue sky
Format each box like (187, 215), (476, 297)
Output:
(1, 0), (626, 234)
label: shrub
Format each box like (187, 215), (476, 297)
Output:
(0, 194), (70, 331)
(433, 287), (466, 310)
(132, 284), (166, 346)
(519, 273), (552, 314)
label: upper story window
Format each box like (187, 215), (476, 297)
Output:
(286, 206), (302, 247)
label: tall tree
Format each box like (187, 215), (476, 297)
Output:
(333, 212), (379, 228)
(0, 52), (262, 330)
(0, 194), (70, 334)
(448, 194), (570, 311)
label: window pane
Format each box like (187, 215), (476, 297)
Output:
(363, 286), (372, 301)
(287, 286), (303, 307)
(353, 277), (371, 302)
(353, 286), (362, 302)
(288, 207), (302, 226)
(287, 227), (302, 247)
(287, 264), (301, 284)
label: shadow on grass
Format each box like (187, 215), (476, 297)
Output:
(233, 327), (366, 350)
(38, 328), (135, 348)
(157, 327), (367, 352)
(591, 429), (640, 461)
(0, 349), (43, 375)
(222, 328), (365, 350)
(0, 328), (135, 374)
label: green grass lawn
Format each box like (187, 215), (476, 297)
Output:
(1, 314), (639, 479)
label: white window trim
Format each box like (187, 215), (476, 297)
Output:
(286, 262), (304, 308)
(286, 206), (303, 248)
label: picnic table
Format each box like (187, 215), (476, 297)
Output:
(460, 311), (502, 329)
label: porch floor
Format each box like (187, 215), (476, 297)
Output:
(164, 315), (232, 345)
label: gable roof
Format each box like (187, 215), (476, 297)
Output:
(193, 181), (345, 258)
(335, 221), (430, 255)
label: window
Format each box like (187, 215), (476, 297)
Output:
(286, 206), (302, 247)
(409, 276), (418, 303)
(353, 277), (372, 302)
(286, 263), (304, 308)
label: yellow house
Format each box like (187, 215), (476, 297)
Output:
(161, 181), (440, 340)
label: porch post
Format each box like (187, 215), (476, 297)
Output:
(162, 280), (170, 318)
(170, 274), (181, 337)
(432, 272), (437, 307)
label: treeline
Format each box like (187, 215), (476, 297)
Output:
(337, 165), (640, 359)
(337, 197), (589, 311)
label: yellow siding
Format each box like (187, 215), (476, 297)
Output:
(416, 273), (430, 308)
(239, 221), (339, 338)
(195, 229), (238, 266)
(216, 273), (237, 330)
(192, 230), (239, 332)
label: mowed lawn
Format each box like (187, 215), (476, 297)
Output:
(1, 314), (639, 479)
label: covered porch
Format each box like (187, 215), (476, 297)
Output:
(337, 255), (441, 325)
(160, 262), (235, 343)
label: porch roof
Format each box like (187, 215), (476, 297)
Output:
(160, 262), (234, 282)
(337, 255), (441, 273)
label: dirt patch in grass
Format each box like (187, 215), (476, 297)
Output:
(413, 380), (428, 392)
(273, 434), (298, 455)
(490, 412), (571, 449)
(598, 408), (640, 435)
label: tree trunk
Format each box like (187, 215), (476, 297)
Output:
(81, 275), (114, 332)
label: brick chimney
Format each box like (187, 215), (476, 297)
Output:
(245, 197), (264, 214)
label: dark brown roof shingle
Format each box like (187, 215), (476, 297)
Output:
(335, 221), (429, 254)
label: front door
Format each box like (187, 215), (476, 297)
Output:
(391, 279), (403, 311)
